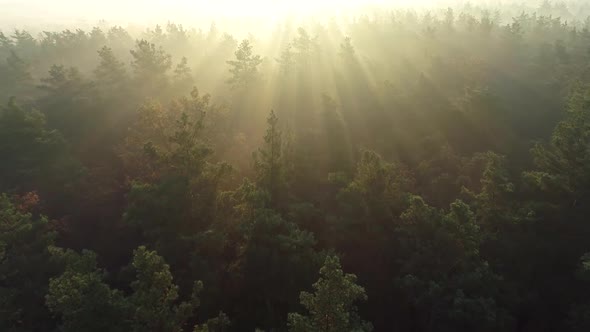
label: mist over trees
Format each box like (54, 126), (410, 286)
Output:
(3, 0), (590, 331)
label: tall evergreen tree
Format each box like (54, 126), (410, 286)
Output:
(129, 246), (198, 332)
(226, 39), (263, 89)
(47, 246), (219, 332)
(173, 56), (194, 94)
(0, 98), (74, 194)
(288, 255), (372, 332)
(253, 110), (286, 208)
(94, 46), (128, 92)
(395, 196), (509, 331)
(0, 195), (57, 332)
(0, 51), (34, 99)
(46, 249), (129, 332)
(130, 40), (172, 96)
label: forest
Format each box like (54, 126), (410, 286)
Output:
(2, 0), (590, 331)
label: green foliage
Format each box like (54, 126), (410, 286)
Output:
(122, 88), (222, 182)
(277, 45), (295, 75)
(130, 39), (172, 94)
(194, 311), (231, 332)
(129, 246), (197, 332)
(131, 40), (172, 78)
(0, 51), (33, 100)
(525, 89), (590, 207)
(396, 196), (508, 331)
(48, 246), (215, 332)
(463, 152), (520, 233)
(276, 27), (319, 76)
(338, 150), (414, 229)
(339, 37), (356, 63)
(174, 56), (194, 93)
(321, 95), (354, 174)
(0, 98), (75, 194)
(46, 249), (129, 332)
(254, 110), (287, 208)
(230, 205), (321, 330)
(0, 31), (13, 49)
(0, 195), (56, 331)
(288, 255), (372, 332)
(94, 46), (128, 94)
(227, 39), (262, 89)
(291, 28), (317, 68)
(38, 64), (100, 142)
(123, 90), (231, 256)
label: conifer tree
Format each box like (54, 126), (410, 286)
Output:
(94, 46), (127, 88)
(254, 110), (285, 208)
(226, 39), (262, 89)
(288, 255), (372, 332)
(130, 40), (172, 95)
(0, 195), (57, 332)
(129, 246), (197, 332)
(46, 249), (129, 332)
(173, 56), (194, 92)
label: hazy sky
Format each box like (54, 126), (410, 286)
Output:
(0, 0), (550, 31)
(0, 0), (448, 25)
(0, 0), (391, 18)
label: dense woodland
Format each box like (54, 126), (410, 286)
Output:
(3, 1), (590, 331)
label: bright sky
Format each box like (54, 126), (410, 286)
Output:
(0, 0), (474, 32)
(0, 0), (442, 21)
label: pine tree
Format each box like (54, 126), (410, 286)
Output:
(292, 28), (316, 67)
(89, 27), (107, 48)
(525, 88), (590, 208)
(395, 196), (507, 331)
(277, 45), (295, 76)
(0, 31), (13, 50)
(0, 50), (33, 100)
(254, 110), (285, 208)
(173, 56), (194, 93)
(0, 195), (57, 331)
(130, 40), (172, 76)
(194, 312), (231, 332)
(339, 37), (356, 63)
(94, 46), (127, 88)
(11, 30), (36, 57)
(38, 64), (98, 142)
(46, 249), (129, 332)
(93, 46), (129, 102)
(288, 255), (372, 332)
(129, 246), (197, 332)
(130, 40), (172, 95)
(6, 51), (32, 87)
(0, 98), (69, 193)
(47, 246), (219, 332)
(226, 39), (262, 89)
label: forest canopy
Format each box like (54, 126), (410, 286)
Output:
(2, 0), (590, 331)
